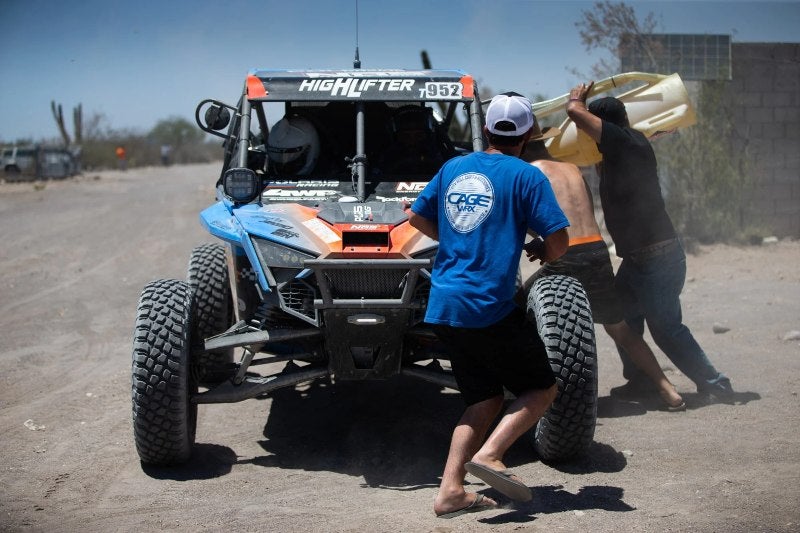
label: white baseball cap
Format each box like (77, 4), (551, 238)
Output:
(485, 93), (534, 136)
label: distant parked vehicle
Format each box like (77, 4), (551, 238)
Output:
(1, 144), (78, 180)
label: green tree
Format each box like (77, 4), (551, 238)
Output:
(575, 1), (754, 243)
(653, 82), (755, 243)
(149, 116), (205, 164)
(575, 1), (657, 80)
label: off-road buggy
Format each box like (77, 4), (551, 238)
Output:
(131, 66), (598, 466)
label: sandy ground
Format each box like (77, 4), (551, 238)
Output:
(1, 163), (799, 532)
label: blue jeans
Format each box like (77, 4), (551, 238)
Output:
(615, 238), (728, 391)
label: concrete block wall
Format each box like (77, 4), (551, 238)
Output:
(728, 43), (800, 237)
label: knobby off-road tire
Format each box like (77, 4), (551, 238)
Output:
(131, 279), (197, 465)
(527, 274), (597, 462)
(187, 243), (234, 385)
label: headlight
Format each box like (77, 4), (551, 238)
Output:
(251, 237), (316, 268)
(223, 168), (261, 204)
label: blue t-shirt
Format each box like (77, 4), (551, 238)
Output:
(411, 151), (569, 328)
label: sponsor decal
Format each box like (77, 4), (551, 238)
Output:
(352, 204), (373, 222)
(444, 173), (494, 233)
(375, 195), (418, 203)
(265, 180), (298, 188)
(349, 224), (384, 231)
(298, 180), (339, 188)
(255, 216), (294, 230)
(238, 267), (257, 282)
(271, 228), (300, 239)
(264, 180), (340, 189)
(295, 75), (463, 99)
(395, 182), (428, 193)
(299, 77), (415, 98)
(262, 189), (338, 198)
(303, 218), (341, 244)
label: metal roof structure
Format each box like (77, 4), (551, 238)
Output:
(619, 33), (732, 81)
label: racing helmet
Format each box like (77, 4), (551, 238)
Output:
(267, 115), (320, 176)
(391, 105), (435, 136)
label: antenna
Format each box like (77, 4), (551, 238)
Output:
(353, 0), (361, 69)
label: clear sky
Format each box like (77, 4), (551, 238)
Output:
(1, 0), (798, 142)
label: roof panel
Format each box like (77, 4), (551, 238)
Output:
(246, 69), (475, 102)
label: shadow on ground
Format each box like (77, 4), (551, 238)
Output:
(140, 443), (237, 480)
(139, 386), (758, 484)
(541, 441), (628, 475)
(476, 484), (634, 526)
(248, 375), (459, 490)
(598, 390), (761, 419)
(236, 375), (630, 491)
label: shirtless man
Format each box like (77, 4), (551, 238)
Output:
(520, 129), (685, 411)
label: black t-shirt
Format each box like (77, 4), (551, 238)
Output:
(596, 121), (676, 256)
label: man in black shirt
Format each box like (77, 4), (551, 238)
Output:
(565, 82), (733, 400)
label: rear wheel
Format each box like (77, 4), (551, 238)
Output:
(131, 279), (197, 465)
(527, 275), (597, 462)
(188, 243), (234, 384)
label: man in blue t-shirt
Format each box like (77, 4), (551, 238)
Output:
(409, 93), (569, 518)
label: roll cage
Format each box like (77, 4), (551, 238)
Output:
(197, 69), (487, 201)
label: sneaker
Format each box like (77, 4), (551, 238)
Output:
(697, 376), (734, 403)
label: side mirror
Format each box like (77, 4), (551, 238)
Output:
(205, 105), (231, 131)
(195, 99), (237, 138)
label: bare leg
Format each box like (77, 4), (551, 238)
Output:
(434, 395), (503, 516)
(604, 322), (684, 408)
(470, 384), (557, 472)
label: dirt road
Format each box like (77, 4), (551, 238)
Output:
(1, 163), (798, 532)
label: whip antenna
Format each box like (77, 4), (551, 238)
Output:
(353, 0), (361, 68)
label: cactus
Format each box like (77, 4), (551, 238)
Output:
(51, 100), (71, 146)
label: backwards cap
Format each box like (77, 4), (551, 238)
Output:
(485, 93), (534, 136)
(587, 96), (628, 127)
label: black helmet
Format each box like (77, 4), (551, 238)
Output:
(391, 105), (435, 135)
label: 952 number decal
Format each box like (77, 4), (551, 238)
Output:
(424, 82), (463, 99)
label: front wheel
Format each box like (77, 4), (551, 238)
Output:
(131, 279), (197, 465)
(187, 243), (234, 385)
(527, 275), (597, 462)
